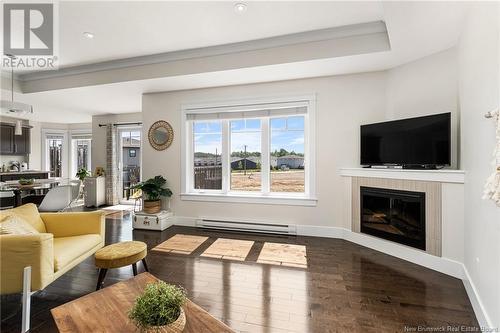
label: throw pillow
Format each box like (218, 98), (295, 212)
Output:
(0, 215), (40, 235)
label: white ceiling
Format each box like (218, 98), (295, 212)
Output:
(58, 1), (384, 68)
(3, 1), (468, 123)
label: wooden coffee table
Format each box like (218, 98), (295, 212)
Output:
(51, 272), (234, 333)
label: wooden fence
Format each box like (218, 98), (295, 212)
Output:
(194, 166), (222, 189)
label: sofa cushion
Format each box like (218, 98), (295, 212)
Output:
(53, 234), (102, 272)
(0, 215), (39, 235)
(0, 203), (46, 233)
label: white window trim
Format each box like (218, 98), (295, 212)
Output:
(181, 94), (317, 206)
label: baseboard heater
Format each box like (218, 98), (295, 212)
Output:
(196, 218), (297, 235)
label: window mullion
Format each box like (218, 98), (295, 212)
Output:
(221, 120), (230, 194)
(261, 118), (270, 194)
(304, 113), (311, 196)
(186, 121), (193, 192)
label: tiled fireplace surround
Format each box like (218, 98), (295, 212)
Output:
(352, 177), (442, 256)
(341, 168), (466, 259)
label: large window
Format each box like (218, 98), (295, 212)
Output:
(183, 97), (315, 205)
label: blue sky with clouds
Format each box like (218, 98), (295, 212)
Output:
(194, 117), (305, 154)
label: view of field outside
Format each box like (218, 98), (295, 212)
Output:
(270, 116), (305, 192)
(192, 116), (305, 193)
(230, 119), (261, 191)
(230, 170), (305, 192)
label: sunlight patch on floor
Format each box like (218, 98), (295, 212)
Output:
(201, 238), (254, 261)
(152, 234), (209, 254)
(257, 242), (307, 268)
(152, 234), (307, 268)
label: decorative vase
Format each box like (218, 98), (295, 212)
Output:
(145, 308), (186, 333)
(143, 199), (161, 214)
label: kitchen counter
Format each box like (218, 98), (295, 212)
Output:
(0, 170), (50, 175)
(0, 171), (50, 182)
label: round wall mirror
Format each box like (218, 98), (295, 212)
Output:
(148, 120), (174, 151)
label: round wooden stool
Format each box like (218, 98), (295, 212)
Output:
(94, 241), (148, 290)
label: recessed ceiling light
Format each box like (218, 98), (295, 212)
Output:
(234, 3), (247, 13)
(83, 32), (94, 39)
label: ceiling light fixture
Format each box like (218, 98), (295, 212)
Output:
(0, 54), (33, 117)
(234, 3), (247, 13)
(83, 32), (94, 39)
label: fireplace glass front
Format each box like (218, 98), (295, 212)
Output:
(360, 186), (426, 250)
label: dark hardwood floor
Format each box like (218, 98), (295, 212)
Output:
(1, 212), (478, 332)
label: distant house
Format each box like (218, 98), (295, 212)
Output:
(277, 155), (304, 169)
(230, 157), (259, 170)
(194, 157), (222, 166)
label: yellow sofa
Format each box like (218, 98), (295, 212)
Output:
(0, 204), (105, 294)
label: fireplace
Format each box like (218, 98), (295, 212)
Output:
(360, 186), (426, 250)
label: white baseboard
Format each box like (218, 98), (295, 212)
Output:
(169, 218), (490, 328)
(343, 230), (465, 278)
(296, 224), (345, 238)
(298, 225), (464, 277)
(462, 265), (492, 329)
(170, 216), (197, 227)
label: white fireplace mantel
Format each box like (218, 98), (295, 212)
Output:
(339, 167), (465, 184)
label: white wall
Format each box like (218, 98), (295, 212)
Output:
(386, 47), (458, 119)
(382, 48), (464, 264)
(458, 2), (500, 328)
(386, 47), (460, 168)
(29, 120), (42, 170)
(91, 113), (142, 171)
(142, 73), (387, 228)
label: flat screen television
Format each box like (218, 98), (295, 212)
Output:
(360, 112), (451, 168)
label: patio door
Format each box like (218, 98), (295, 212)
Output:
(116, 127), (142, 204)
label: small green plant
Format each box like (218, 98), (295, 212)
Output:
(129, 281), (187, 331)
(18, 178), (34, 185)
(131, 175), (172, 201)
(76, 168), (90, 181)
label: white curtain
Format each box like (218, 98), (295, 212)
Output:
(483, 109), (500, 206)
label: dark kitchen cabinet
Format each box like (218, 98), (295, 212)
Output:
(0, 124), (15, 154)
(0, 123), (31, 155)
(14, 127), (30, 154)
(0, 172), (49, 182)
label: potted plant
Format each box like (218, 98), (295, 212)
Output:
(132, 176), (173, 214)
(18, 178), (34, 186)
(129, 281), (187, 333)
(76, 168), (90, 181)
